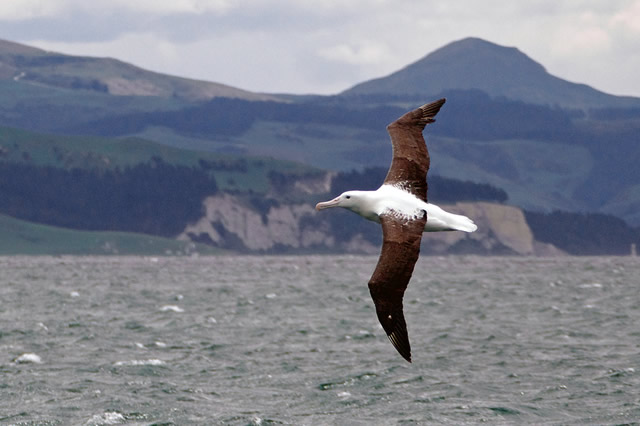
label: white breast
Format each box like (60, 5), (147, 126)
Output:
(373, 185), (426, 220)
(371, 185), (477, 233)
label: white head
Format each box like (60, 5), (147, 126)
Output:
(315, 191), (363, 212)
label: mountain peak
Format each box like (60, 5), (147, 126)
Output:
(429, 37), (545, 71)
(342, 37), (639, 109)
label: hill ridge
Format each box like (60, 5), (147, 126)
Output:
(0, 38), (277, 102)
(342, 37), (640, 110)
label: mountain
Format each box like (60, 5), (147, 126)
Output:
(342, 38), (640, 110)
(0, 38), (276, 102)
(0, 37), (639, 254)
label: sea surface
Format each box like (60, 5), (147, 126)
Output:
(1, 255), (640, 425)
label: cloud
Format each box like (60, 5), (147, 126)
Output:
(109, 0), (233, 14)
(0, 0), (233, 20)
(550, 13), (612, 57)
(3, 0), (640, 96)
(318, 43), (391, 66)
(611, 0), (640, 34)
(0, 0), (64, 20)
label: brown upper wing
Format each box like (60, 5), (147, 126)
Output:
(367, 211), (427, 363)
(384, 98), (446, 203)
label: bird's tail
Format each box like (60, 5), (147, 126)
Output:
(438, 212), (478, 232)
(447, 213), (478, 232)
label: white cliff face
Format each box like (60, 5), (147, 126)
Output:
(420, 202), (533, 254)
(420, 202), (564, 255)
(179, 195), (563, 255)
(178, 194), (333, 251)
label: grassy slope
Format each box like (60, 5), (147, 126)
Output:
(128, 119), (599, 213)
(178, 119), (595, 214)
(133, 120), (389, 172)
(427, 137), (594, 211)
(0, 95), (607, 220)
(0, 125), (320, 254)
(0, 214), (221, 255)
(0, 125), (319, 193)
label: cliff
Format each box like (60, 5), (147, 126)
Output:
(179, 194), (331, 251)
(178, 195), (563, 256)
(419, 202), (562, 256)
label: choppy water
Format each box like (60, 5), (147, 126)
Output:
(1, 255), (640, 425)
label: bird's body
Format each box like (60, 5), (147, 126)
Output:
(317, 184), (477, 233)
(315, 98), (477, 362)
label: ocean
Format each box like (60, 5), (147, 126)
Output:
(1, 255), (639, 425)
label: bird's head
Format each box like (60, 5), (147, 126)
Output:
(315, 191), (361, 211)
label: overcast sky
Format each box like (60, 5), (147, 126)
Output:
(2, 0), (639, 96)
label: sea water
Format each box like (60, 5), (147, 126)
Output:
(1, 255), (639, 425)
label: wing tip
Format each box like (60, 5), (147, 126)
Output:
(387, 330), (412, 363)
(419, 98), (446, 121)
(387, 97), (447, 130)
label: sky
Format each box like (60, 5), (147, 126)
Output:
(1, 0), (639, 97)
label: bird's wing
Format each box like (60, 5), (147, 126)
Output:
(384, 98), (446, 203)
(368, 210), (427, 363)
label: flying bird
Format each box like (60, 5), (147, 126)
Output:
(315, 98), (477, 362)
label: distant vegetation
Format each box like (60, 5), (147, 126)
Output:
(75, 92), (581, 144)
(0, 125), (316, 194)
(75, 97), (404, 138)
(525, 210), (640, 255)
(0, 158), (508, 249)
(4, 77), (640, 225)
(0, 160), (217, 236)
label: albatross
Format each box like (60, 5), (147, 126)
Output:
(315, 98), (477, 363)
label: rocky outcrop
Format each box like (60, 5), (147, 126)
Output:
(179, 194), (333, 251)
(419, 202), (563, 255)
(179, 195), (563, 255)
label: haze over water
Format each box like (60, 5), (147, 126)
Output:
(1, 255), (639, 424)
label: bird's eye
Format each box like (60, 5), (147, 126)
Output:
(345, 195), (351, 199)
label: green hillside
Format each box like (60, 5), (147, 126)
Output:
(0, 214), (220, 255)
(2, 35), (640, 245)
(29, 90), (637, 224)
(0, 125), (319, 194)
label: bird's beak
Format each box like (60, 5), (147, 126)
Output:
(315, 196), (341, 210)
